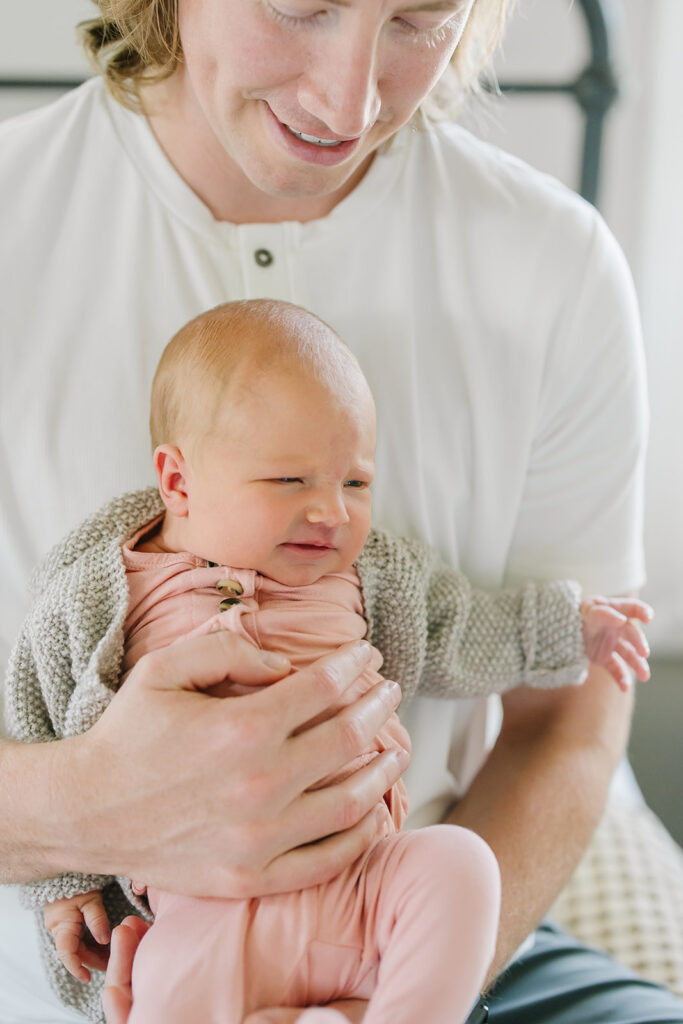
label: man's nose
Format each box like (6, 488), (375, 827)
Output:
(297, 24), (382, 138)
(305, 488), (350, 527)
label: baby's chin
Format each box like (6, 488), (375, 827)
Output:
(262, 547), (352, 588)
(262, 563), (336, 589)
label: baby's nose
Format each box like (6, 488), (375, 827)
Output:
(306, 492), (350, 527)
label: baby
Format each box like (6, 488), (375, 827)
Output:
(6, 300), (651, 1024)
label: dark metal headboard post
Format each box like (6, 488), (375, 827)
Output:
(0, 0), (619, 206)
(498, 0), (619, 206)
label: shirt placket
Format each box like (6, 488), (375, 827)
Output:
(236, 222), (298, 301)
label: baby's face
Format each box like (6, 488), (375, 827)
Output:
(182, 369), (376, 587)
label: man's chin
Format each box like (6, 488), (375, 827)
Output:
(244, 150), (376, 208)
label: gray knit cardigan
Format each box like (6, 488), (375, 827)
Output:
(4, 488), (586, 1022)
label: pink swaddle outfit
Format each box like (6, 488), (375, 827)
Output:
(122, 520), (499, 1024)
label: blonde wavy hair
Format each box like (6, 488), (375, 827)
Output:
(79, 0), (516, 116)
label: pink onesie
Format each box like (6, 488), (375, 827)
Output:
(122, 520), (500, 1024)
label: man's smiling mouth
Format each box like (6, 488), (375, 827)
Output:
(284, 125), (343, 147)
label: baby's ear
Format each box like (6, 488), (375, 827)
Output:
(154, 445), (190, 518)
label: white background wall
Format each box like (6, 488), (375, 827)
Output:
(0, 0), (91, 75)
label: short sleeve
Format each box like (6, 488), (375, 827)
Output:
(505, 211), (648, 595)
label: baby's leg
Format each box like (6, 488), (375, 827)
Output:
(362, 825), (500, 1024)
(128, 890), (312, 1024)
(127, 893), (248, 1024)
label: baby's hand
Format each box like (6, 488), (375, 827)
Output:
(580, 596), (653, 691)
(44, 889), (111, 983)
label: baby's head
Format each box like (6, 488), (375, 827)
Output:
(150, 300), (376, 586)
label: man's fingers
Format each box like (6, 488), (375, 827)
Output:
(252, 642), (375, 738)
(272, 747), (405, 864)
(288, 675), (403, 791)
(255, 800), (390, 896)
(206, 750), (403, 895)
(102, 986), (132, 1024)
(102, 917), (151, 1024)
(135, 630), (290, 694)
(104, 917), (150, 990)
(300, 748), (405, 832)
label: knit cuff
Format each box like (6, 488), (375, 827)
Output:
(20, 872), (114, 910)
(522, 580), (588, 688)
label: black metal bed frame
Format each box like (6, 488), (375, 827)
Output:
(0, 0), (618, 207)
(497, 0), (618, 205)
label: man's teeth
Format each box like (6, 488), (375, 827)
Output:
(286, 126), (343, 147)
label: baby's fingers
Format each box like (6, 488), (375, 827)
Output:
(604, 652), (632, 692)
(620, 618), (650, 660)
(51, 922), (92, 983)
(604, 597), (654, 624)
(616, 638), (650, 683)
(585, 604), (627, 630)
(81, 892), (111, 946)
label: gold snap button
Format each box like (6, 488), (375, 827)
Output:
(216, 579), (244, 597)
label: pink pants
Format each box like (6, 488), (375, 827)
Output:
(129, 825), (500, 1024)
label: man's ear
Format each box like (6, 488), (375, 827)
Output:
(154, 445), (190, 518)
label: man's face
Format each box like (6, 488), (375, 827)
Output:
(173, 0), (475, 212)
(181, 368), (377, 588)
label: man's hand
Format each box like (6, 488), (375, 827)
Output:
(102, 917), (150, 1024)
(39, 631), (406, 896)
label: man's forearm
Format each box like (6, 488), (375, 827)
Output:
(447, 664), (634, 986)
(0, 736), (81, 883)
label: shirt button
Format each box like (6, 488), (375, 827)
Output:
(254, 248), (274, 267)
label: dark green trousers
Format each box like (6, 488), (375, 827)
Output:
(466, 922), (683, 1024)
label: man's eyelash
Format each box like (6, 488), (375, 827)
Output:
(394, 20), (453, 47)
(261, 2), (326, 29)
(262, 2), (454, 45)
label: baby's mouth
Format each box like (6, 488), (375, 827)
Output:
(284, 125), (344, 148)
(285, 541), (333, 549)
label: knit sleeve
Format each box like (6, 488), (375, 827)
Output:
(3, 491), (160, 1022)
(4, 616), (116, 909)
(356, 529), (587, 705)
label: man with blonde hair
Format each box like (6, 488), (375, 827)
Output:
(0, 1), (680, 1022)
